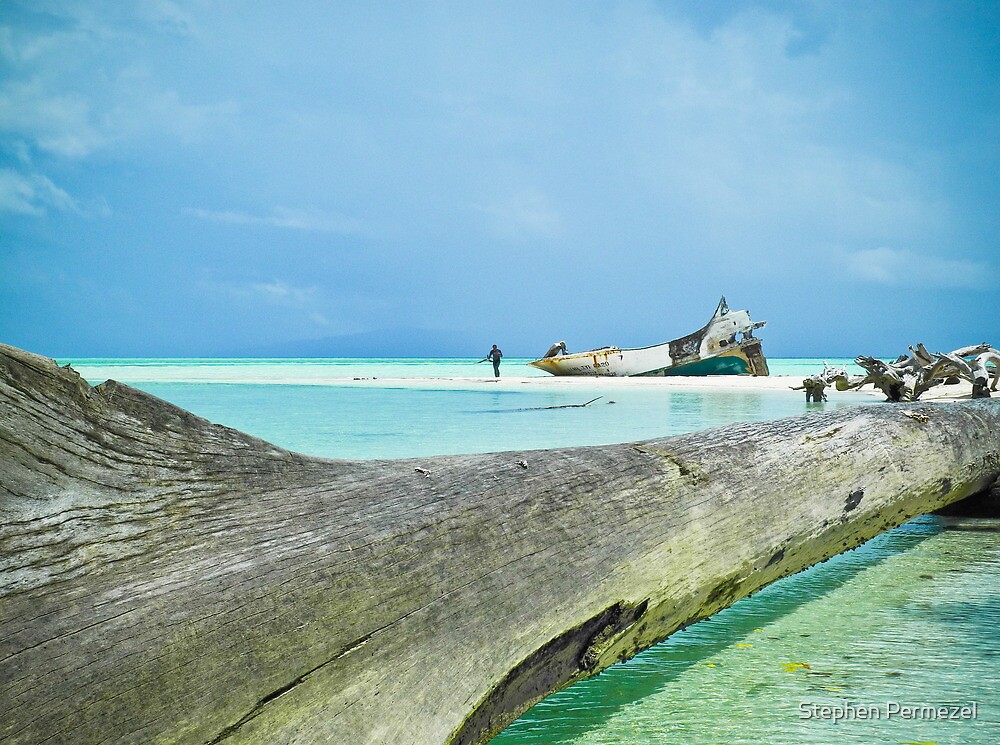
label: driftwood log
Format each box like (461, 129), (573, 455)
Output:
(1, 343), (999, 745)
(789, 375), (828, 402)
(819, 342), (1000, 401)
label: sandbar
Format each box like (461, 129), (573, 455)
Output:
(323, 373), (980, 400)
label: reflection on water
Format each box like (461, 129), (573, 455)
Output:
(492, 516), (1000, 745)
(124, 383), (871, 459)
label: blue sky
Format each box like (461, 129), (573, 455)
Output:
(1, 1), (997, 357)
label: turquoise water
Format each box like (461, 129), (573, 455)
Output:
(492, 516), (1000, 745)
(63, 356), (871, 385)
(65, 359), (999, 743)
(68, 357), (876, 460)
(120, 383), (872, 459)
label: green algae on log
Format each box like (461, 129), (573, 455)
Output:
(1, 342), (999, 745)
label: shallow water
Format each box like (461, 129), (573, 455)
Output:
(64, 356), (870, 384)
(492, 516), (1000, 745)
(65, 359), (1000, 743)
(122, 381), (872, 459)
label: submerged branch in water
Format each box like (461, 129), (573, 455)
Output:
(521, 396), (604, 410)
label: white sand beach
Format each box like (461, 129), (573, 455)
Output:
(322, 373), (982, 400)
(68, 359), (986, 401)
(68, 360), (984, 401)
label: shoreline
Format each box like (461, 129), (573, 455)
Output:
(70, 365), (982, 401)
(328, 374), (979, 400)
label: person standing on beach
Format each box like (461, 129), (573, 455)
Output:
(485, 344), (503, 378)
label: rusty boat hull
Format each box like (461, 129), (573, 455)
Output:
(529, 298), (769, 377)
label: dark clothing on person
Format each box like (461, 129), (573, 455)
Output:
(487, 346), (502, 378)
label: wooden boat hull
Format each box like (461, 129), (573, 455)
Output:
(530, 298), (769, 377)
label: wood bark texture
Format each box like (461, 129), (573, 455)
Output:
(2, 343), (999, 745)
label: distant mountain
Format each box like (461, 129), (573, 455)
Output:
(241, 327), (497, 358)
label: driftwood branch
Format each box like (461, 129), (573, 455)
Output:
(817, 343), (999, 401)
(1, 343), (999, 745)
(522, 396), (603, 410)
(789, 375), (827, 402)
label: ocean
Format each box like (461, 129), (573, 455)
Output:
(64, 357), (1000, 744)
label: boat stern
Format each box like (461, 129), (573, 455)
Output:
(529, 348), (625, 376)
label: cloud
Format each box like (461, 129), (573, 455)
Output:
(189, 206), (362, 234)
(845, 247), (994, 290)
(213, 278), (332, 327)
(106, 64), (241, 145)
(132, 0), (199, 38)
(0, 8), (228, 160)
(246, 280), (321, 309)
(16, 1), (199, 43)
(0, 81), (105, 158)
(473, 190), (563, 238)
(0, 168), (82, 216)
(0, 74), (236, 159)
(198, 275), (396, 339)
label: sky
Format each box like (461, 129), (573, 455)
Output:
(1, 0), (997, 358)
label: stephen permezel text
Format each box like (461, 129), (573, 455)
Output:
(799, 701), (978, 723)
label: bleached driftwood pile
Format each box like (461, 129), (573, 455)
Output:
(808, 343), (1000, 402)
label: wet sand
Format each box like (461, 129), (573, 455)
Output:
(332, 373), (982, 401)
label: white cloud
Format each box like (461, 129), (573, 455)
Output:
(189, 206), (361, 234)
(0, 10), (227, 160)
(199, 274), (394, 337)
(135, 0), (199, 38)
(20, 1), (199, 42)
(247, 280), (319, 307)
(106, 65), (240, 146)
(203, 277), (354, 333)
(214, 279), (331, 326)
(474, 190), (563, 238)
(0, 80), (105, 158)
(0, 72), (238, 158)
(0, 168), (83, 216)
(845, 247), (994, 290)
(0, 24), (68, 65)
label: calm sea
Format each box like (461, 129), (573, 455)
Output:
(64, 358), (1000, 744)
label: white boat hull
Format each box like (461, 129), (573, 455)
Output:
(529, 298), (768, 377)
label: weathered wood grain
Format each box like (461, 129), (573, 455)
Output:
(1, 343), (998, 745)
(817, 343), (1000, 400)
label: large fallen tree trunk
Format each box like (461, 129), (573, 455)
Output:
(1, 343), (999, 745)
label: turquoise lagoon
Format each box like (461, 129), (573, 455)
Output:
(65, 358), (1000, 744)
(66, 356), (867, 385)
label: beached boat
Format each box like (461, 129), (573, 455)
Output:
(529, 297), (769, 377)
